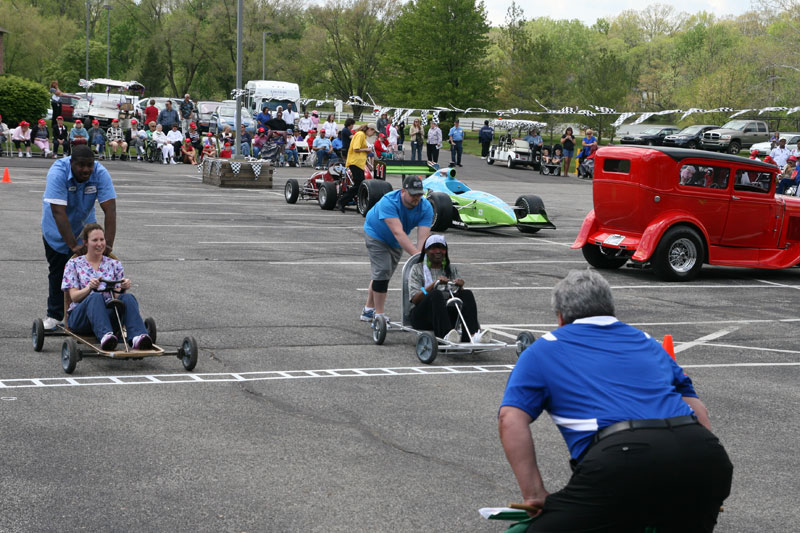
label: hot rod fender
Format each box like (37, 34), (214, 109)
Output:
(571, 210), (597, 249)
(631, 211), (710, 262)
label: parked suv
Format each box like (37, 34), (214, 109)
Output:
(572, 145), (800, 281)
(701, 120), (769, 154)
(662, 125), (719, 150)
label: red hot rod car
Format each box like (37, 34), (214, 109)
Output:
(572, 145), (800, 281)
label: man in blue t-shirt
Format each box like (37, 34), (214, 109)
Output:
(448, 119), (465, 167)
(360, 176), (433, 322)
(40, 144), (117, 329)
(499, 270), (732, 531)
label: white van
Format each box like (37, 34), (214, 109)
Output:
(245, 80), (300, 117)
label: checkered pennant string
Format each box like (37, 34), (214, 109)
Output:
(391, 108), (404, 124)
(213, 160), (222, 176)
(728, 109), (751, 118)
(556, 106), (576, 114)
(787, 106), (800, 115)
(399, 109), (415, 125)
(420, 110), (429, 126)
(758, 106), (788, 115)
(251, 162), (262, 179)
(432, 111), (440, 124)
(576, 109), (596, 117)
(706, 107), (733, 113)
(631, 112), (654, 125)
(230, 162), (241, 175)
(680, 108), (705, 120)
(196, 161), (203, 173)
(592, 105), (616, 114)
(611, 113), (636, 127)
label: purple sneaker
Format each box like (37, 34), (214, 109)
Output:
(100, 332), (118, 351)
(132, 334), (153, 350)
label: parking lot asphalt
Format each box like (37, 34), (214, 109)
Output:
(0, 153), (798, 532)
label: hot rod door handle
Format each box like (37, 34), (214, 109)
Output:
(732, 195), (741, 200)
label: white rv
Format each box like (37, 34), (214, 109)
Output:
(244, 80), (300, 116)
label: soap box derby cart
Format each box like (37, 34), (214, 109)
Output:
(572, 145), (800, 281)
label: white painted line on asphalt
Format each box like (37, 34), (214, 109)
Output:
(756, 279), (800, 290)
(487, 318), (800, 329)
(357, 284), (795, 291)
(700, 342), (800, 355)
(251, 260), (584, 266)
(2, 361), (797, 390)
(528, 237), (572, 247)
(673, 327), (740, 353)
(201, 240), (589, 246)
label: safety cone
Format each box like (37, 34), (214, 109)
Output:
(662, 334), (676, 360)
(1, 168), (11, 183)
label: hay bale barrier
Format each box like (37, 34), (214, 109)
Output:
(201, 158), (273, 188)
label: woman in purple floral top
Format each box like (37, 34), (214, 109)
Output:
(61, 223), (152, 351)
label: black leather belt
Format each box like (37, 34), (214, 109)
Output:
(594, 415), (698, 444)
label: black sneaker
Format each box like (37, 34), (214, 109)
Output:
(111, 154), (116, 161)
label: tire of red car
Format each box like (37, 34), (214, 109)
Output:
(581, 244), (628, 270)
(652, 225), (705, 282)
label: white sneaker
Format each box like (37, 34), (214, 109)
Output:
(170, 158), (177, 164)
(444, 329), (460, 343)
(26, 152), (32, 158)
(472, 329), (492, 344)
(17, 152), (22, 157)
(163, 159), (168, 165)
(42, 317), (60, 330)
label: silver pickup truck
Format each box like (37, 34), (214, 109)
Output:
(701, 120), (770, 154)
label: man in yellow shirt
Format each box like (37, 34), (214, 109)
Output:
(336, 123), (376, 212)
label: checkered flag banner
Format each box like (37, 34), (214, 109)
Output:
(196, 161), (203, 173)
(230, 88), (247, 99)
(787, 106), (800, 115)
(420, 110), (429, 126)
(432, 111), (440, 124)
(556, 106), (576, 114)
(230, 161), (241, 175)
(576, 109), (596, 117)
(252, 162), (262, 179)
(391, 108), (404, 124)
(708, 107), (734, 113)
(680, 108), (706, 120)
(213, 160), (222, 175)
(591, 106), (616, 114)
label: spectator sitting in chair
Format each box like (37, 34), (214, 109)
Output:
(219, 142), (233, 159)
(284, 129), (299, 166)
(252, 127), (268, 158)
(167, 123), (184, 158)
(239, 124), (252, 157)
(256, 104), (272, 132)
(153, 124), (176, 164)
(776, 156), (799, 194)
(128, 119), (146, 161)
(12, 120), (33, 157)
(61, 223), (153, 352)
(69, 119), (88, 146)
(374, 133), (391, 159)
(87, 120), (106, 160)
(187, 122), (201, 155)
(31, 119), (53, 158)
(266, 111), (288, 134)
(180, 138), (198, 165)
(219, 125), (234, 145)
(202, 138), (217, 159)
(0, 114), (9, 151)
(313, 129), (333, 169)
(107, 119), (127, 161)
(53, 116), (69, 157)
(408, 234), (489, 344)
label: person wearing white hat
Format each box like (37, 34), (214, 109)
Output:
(407, 234), (489, 344)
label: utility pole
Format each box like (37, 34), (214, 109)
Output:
(104, 4), (113, 78)
(234, 0), (243, 158)
(262, 31), (266, 80)
(85, 0), (89, 96)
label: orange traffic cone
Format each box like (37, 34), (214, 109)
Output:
(662, 334), (675, 360)
(1, 168), (10, 183)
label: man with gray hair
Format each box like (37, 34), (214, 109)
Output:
(498, 270), (732, 531)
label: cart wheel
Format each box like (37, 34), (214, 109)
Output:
(515, 331), (536, 357)
(32, 319), (45, 352)
(144, 317), (157, 345)
(284, 179), (300, 203)
(180, 336), (198, 371)
(61, 338), (80, 374)
(416, 332), (438, 364)
(372, 314), (387, 345)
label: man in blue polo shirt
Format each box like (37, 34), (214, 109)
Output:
(499, 270), (732, 532)
(448, 119), (465, 167)
(41, 144), (117, 330)
(360, 176), (433, 322)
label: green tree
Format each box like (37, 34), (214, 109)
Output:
(42, 39), (107, 94)
(380, 0), (493, 109)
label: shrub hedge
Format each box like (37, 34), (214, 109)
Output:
(0, 74), (49, 127)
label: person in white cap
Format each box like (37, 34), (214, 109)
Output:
(407, 234), (489, 343)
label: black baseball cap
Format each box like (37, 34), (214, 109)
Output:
(403, 176), (424, 195)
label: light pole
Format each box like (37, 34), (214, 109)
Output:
(234, 0), (243, 158)
(262, 31), (266, 80)
(85, 0), (90, 95)
(104, 4), (113, 79)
